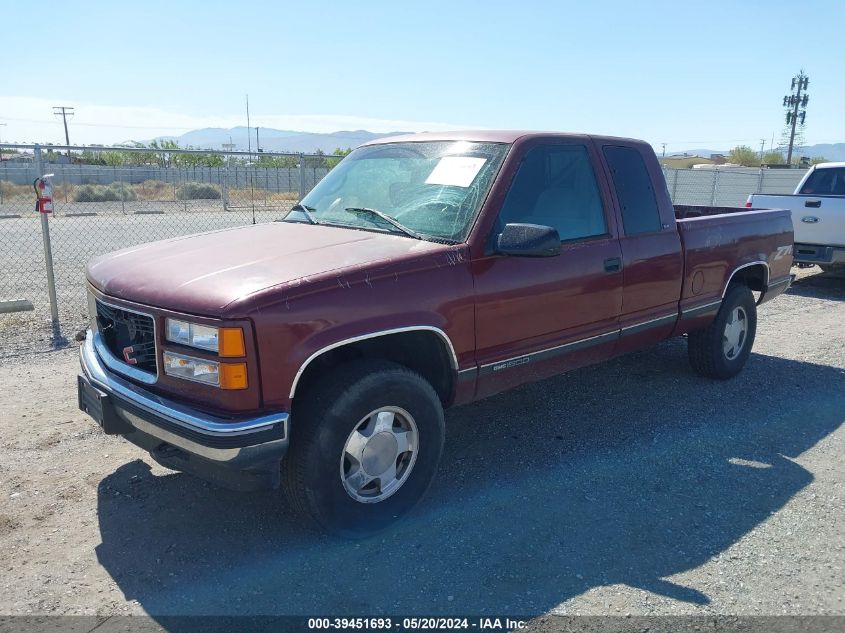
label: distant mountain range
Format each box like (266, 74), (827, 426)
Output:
(145, 127), (845, 162)
(148, 127), (410, 154)
(668, 144), (845, 162)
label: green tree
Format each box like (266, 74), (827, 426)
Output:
(258, 155), (298, 168)
(43, 149), (67, 163)
(102, 151), (129, 166)
(326, 147), (353, 168)
(172, 146), (224, 168)
(762, 151), (785, 165)
(148, 139), (181, 167)
(77, 149), (105, 165)
(728, 145), (760, 167)
(120, 141), (157, 166)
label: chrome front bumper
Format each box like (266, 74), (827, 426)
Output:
(79, 332), (289, 466)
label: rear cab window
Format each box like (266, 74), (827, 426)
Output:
(603, 145), (662, 235)
(799, 167), (845, 195)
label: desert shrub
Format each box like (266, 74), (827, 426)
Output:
(136, 180), (169, 200)
(176, 182), (221, 200)
(73, 184), (137, 202)
(0, 180), (32, 199)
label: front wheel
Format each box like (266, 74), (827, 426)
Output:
(282, 360), (445, 537)
(688, 284), (757, 380)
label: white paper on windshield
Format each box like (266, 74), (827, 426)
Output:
(425, 156), (487, 187)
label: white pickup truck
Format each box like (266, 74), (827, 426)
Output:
(747, 162), (845, 271)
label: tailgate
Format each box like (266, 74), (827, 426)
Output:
(752, 194), (845, 246)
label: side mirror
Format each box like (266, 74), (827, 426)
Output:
(496, 223), (561, 257)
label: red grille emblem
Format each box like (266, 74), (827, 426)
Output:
(122, 345), (138, 365)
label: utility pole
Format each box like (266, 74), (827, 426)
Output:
(661, 143), (666, 158)
(782, 71), (809, 166)
(52, 106), (74, 160)
(256, 126), (261, 160)
(759, 138), (766, 161)
(245, 94), (252, 163)
(0, 123), (6, 162)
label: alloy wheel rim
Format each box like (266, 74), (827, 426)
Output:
(340, 406), (419, 504)
(722, 306), (748, 360)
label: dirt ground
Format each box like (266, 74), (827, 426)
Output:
(0, 268), (843, 623)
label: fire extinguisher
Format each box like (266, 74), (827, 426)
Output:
(34, 174), (55, 214)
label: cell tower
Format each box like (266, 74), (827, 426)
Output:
(782, 71), (809, 165)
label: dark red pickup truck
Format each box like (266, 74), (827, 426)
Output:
(78, 131), (794, 534)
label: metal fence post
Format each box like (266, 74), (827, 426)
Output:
(34, 145), (62, 341)
(222, 166), (229, 210)
(757, 169), (765, 194)
(298, 153), (306, 200)
(710, 171), (718, 205)
(118, 166), (125, 215)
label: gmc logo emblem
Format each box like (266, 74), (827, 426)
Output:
(122, 345), (138, 365)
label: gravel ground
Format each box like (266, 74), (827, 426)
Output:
(0, 268), (843, 624)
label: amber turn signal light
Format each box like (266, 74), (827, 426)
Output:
(219, 363), (248, 390)
(219, 328), (246, 357)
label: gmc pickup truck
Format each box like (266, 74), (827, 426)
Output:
(746, 162), (845, 270)
(78, 131), (794, 535)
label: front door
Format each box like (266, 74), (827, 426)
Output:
(473, 140), (623, 399)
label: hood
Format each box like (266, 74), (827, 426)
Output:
(87, 222), (447, 316)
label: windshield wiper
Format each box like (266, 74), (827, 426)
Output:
(345, 207), (423, 240)
(286, 203), (320, 225)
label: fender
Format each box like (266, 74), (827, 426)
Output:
(288, 325), (459, 399)
(722, 260), (770, 298)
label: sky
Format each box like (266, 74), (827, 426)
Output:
(1, 0), (843, 153)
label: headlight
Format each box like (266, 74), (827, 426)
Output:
(163, 351), (247, 389)
(165, 319), (245, 356)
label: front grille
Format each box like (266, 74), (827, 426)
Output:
(95, 301), (157, 374)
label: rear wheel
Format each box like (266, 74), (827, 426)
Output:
(688, 284), (757, 380)
(282, 359), (445, 537)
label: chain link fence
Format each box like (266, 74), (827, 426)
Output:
(0, 143), (810, 358)
(0, 145), (333, 357)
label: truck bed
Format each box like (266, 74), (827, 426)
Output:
(674, 206), (793, 318)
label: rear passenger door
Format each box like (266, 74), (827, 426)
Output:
(598, 143), (683, 354)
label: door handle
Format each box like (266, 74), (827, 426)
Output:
(604, 257), (622, 273)
(805, 199), (821, 208)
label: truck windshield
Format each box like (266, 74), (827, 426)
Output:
(286, 141), (509, 242)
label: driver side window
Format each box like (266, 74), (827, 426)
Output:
(497, 144), (607, 241)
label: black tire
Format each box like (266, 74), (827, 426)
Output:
(282, 359), (445, 537)
(688, 284), (757, 380)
